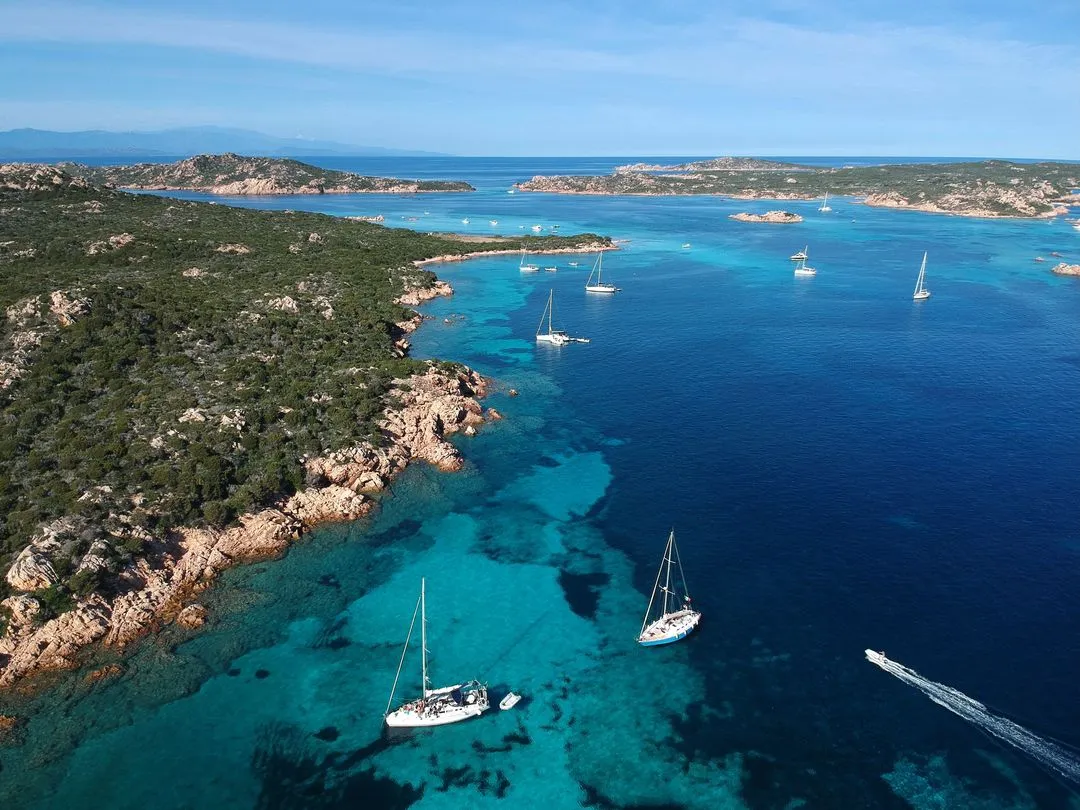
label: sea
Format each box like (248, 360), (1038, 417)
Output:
(2, 157), (1080, 809)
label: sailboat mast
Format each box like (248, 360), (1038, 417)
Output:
(662, 530), (674, 616)
(421, 577), (429, 696)
(385, 587), (423, 716)
(597, 251), (603, 283)
(548, 290), (554, 335)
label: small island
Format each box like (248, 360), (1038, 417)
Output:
(516, 158), (1080, 219)
(56, 153), (474, 195)
(0, 163), (608, 689)
(729, 210), (803, 223)
(1051, 262), (1080, 276)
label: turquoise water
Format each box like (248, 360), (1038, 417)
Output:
(2, 159), (1080, 808)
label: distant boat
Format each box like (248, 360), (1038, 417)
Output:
(568, 261), (580, 267)
(384, 578), (489, 728)
(637, 529), (701, 647)
(507, 189), (516, 194)
(461, 218), (470, 225)
(536, 289), (570, 346)
(519, 249), (540, 273)
(912, 252), (931, 301)
(489, 219), (498, 226)
(585, 251), (619, 293)
(819, 192), (832, 213)
(790, 246), (808, 261)
(793, 247), (817, 276)
(682, 243), (691, 249)
(499, 692), (522, 710)
(545, 266), (558, 272)
(531, 224), (543, 233)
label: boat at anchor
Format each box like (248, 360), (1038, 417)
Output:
(637, 529), (701, 647)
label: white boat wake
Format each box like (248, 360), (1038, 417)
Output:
(866, 650), (1080, 783)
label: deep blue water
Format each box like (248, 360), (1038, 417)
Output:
(2, 158), (1080, 809)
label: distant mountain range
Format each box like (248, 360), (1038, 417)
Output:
(0, 126), (447, 159)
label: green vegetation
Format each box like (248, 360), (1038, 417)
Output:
(519, 159), (1080, 217)
(59, 153), (475, 193)
(0, 167), (608, 603)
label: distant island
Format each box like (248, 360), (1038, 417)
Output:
(516, 158), (1080, 219)
(56, 153), (474, 195)
(0, 164), (608, 690)
(0, 126), (447, 159)
(729, 210), (803, 223)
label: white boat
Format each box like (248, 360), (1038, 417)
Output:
(531, 224), (543, 233)
(499, 692), (522, 710)
(793, 247), (817, 276)
(568, 261), (580, 267)
(519, 249), (540, 273)
(912, 251), (931, 301)
(682, 243), (691, 249)
(819, 192), (832, 213)
(536, 289), (581, 346)
(585, 251), (619, 293)
(489, 220), (498, 226)
(638, 529), (701, 647)
(545, 266), (558, 272)
(461, 218), (470, 225)
(790, 246), (808, 261)
(384, 578), (489, 728)
(507, 189), (516, 194)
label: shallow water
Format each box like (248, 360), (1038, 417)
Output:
(2, 158), (1080, 809)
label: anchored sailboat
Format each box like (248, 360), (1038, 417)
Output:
(793, 247), (817, 276)
(384, 578), (489, 728)
(536, 289), (589, 345)
(638, 530), (701, 647)
(819, 192), (832, 213)
(519, 249), (540, 273)
(913, 252), (931, 301)
(585, 251), (619, 293)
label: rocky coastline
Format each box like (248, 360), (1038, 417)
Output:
(729, 210), (803, 223)
(0, 279), (489, 691)
(1051, 262), (1080, 276)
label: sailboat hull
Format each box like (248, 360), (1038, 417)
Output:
(637, 609), (702, 647)
(913, 291), (931, 301)
(385, 683), (489, 728)
(585, 284), (619, 293)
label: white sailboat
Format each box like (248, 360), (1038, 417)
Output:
(519, 249), (540, 273)
(793, 247), (817, 276)
(638, 529), (701, 647)
(585, 251), (619, 293)
(384, 578), (489, 728)
(913, 251), (931, 301)
(536, 289), (571, 346)
(819, 192), (832, 213)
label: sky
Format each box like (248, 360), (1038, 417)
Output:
(1, 0), (1078, 157)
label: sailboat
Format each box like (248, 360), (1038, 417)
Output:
(384, 578), (489, 728)
(519, 249), (540, 273)
(789, 246), (808, 261)
(585, 251), (619, 293)
(638, 529), (701, 646)
(536, 289), (571, 345)
(912, 252), (931, 301)
(819, 192), (832, 213)
(793, 247), (817, 276)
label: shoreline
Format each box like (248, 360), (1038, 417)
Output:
(513, 187), (1070, 221)
(117, 184), (470, 196)
(0, 276), (484, 692)
(413, 240), (615, 267)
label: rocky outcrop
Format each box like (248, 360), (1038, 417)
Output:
(396, 279), (453, 307)
(5, 544), (59, 590)
(1051, 262), (1080, 276)
(2, 288), (90, 390)
(729, 210), (803, 223)
(0, 363), (491, 688)
(0, 163), (89, 196)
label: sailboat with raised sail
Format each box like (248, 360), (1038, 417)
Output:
(913, 252), (931, 301)
(819, 192), (832, 213)
(793, 246), (817, 276)
(384, 578), (489, 728)
(638, 529), (702, 647)
(585, 251), (619, 293)
(519, 248), (540, 273)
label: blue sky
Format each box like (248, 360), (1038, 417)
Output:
(1, 0), (1078, 157)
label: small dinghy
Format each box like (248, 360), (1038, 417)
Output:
(499, 692), (522, 710)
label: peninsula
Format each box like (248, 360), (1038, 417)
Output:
(516, 158), (1080, 219)
(0, 164), (609, 689)
(57, 153), (474, 195)
(729, 210), (803, 223)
